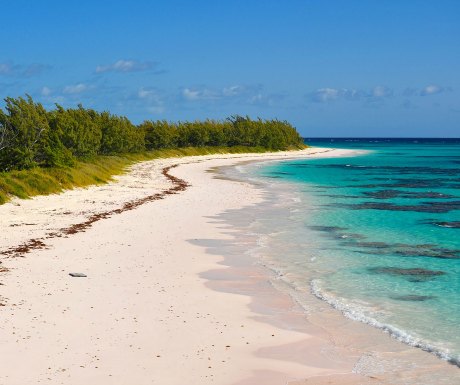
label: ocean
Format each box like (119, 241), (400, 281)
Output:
(226, 138), (460, 367)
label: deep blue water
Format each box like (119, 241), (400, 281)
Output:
(245, 138), (460, 365)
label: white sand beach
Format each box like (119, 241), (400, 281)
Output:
(0, 148), (458, 385)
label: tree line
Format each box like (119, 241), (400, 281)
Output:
(0, 95), (304, 172)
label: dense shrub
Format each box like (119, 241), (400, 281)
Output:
(0, 96), (304, 172)
(0, 96), (73, 170)
(48, 104), (102, 158)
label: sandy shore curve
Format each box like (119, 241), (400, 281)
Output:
(0, 147), (458, 385)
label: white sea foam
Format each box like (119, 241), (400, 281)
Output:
(225, 148), (460, 370)
(310, 279), (460, 367)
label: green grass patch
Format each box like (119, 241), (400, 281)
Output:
(0, 145), (306, 205)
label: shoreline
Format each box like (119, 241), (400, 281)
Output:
(0, 147), (353, 267)
(211, 160), (460, 384)
(0, 147), (458, 384)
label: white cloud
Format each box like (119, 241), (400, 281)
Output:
(41, 86), (52, 96)
(137, 87), (162, 103)
(372, 85), (393, 98)
(96, 59), (155, 73)
(250, 93), (264, 103)
(138, 87), (156, 99)
(182, 88), (200, 101)
(309, 88), (341, 102)
(222, 85), (245, 97)
(136, 87), (165, 114)
(63, 83), (89, 94)
(309, 86), (394, 103)
(342, 88), (362, 101)
(182, 87), (220, 101)
(420, 84), (444, 96)
(180, 84), (281, 107)
(249, 92), (284, 107)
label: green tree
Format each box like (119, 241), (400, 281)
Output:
(99, 112), (145, 154)
(0, 96), (71, 171)
(49, 104), (102, 158)
(140, 120), (178, 149)
(0, 94), (304, 173)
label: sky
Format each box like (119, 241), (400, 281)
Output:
(0, 0), (459, 137)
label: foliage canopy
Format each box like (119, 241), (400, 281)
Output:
(0, 95), (304, 172)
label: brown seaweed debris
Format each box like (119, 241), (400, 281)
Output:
(0, 239), (48, 258)
(0, 164), (190, 258)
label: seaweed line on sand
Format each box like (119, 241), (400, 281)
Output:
(0, 164), (189, 274)
(0, 148), (338, 304)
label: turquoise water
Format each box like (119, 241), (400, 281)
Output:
(241, 139), (460, 366)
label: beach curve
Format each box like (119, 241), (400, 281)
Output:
(0, 147), (458, 385)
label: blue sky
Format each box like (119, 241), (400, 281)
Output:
(1, 0), (459, 137)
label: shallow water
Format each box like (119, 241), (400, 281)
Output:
(226, 139), (460, 367)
